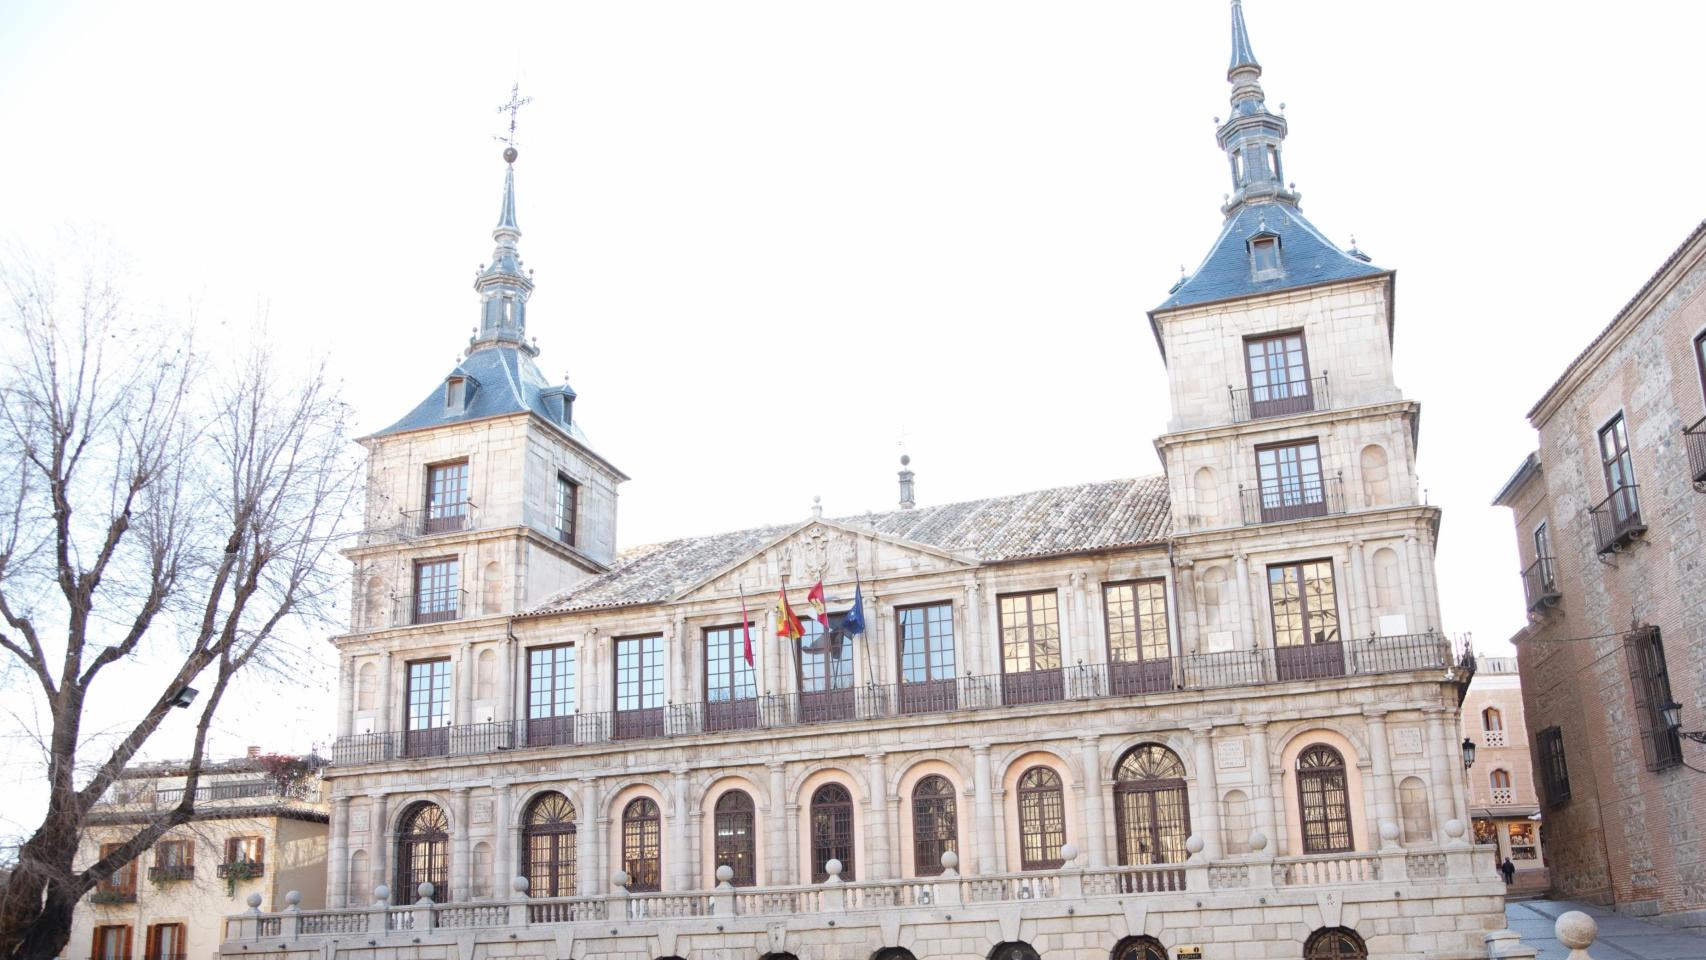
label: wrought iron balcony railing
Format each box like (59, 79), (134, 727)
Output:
(1239, 475), (1344, 525)
(1589, 484), (1646, 555)
(393, 590), (468, 627)
(1686, 416), (1706, 489)
(149, 864), (195, 882)
(1229, 374), (1329, 423)
(218, 861), (266, 880)
(1521, 557), (1560, 612)
(329, 633), (1450, 766)
(357, 502), (479, 546)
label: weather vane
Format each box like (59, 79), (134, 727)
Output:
(495, 83), (532, 162)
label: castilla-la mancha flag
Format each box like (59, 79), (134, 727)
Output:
(806, 580), (830, 628)
(775, 584), (804, 642)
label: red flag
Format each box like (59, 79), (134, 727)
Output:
(776, 584), (804, 641)
(806, 580), (829, 627)
(739, 585), (753, 666)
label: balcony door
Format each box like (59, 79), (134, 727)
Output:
(1598, 415), (1639, 525)
(1104, 580), (1173, 695)
(897, 603), (956, 714)
(404, 658), (452, 757)
(1255, 440), (1327, 522)
(614, 636), (664, 739)
(526, 644), (576, 747)
(999, 592), (1063, 705)
(799, 616), (855, 723)
(423, 461), (469, 534)
(1245, 331), (1313, 418)
(705, 624), (758, 731)
(1268, 560), (1344, 680)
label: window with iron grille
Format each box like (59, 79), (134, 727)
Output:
(622, 797), (662, 892)
(1104, 580), (1170, 662)
(522, 792), (577, 898)
(1113, 745), (1191, 865)
(713, 790), (757, 887)
(1112, 937), (1168, 960)
(1537, 726), (1571, 807)
(1016, 766), (1066, 870)
(1296, 744), (1353, 853)
(810, 783), (855, 882)
(1624, 626), (1682, 771)
(555, 474), (577, 545)
(910, 775), (958, 876)
(1304, 928), (1368, 960)
(396, 803), (448, 902)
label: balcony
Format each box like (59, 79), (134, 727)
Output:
(1589, 485), (1646, 555)
(358, 502), (479, 547)
(1521, 557), (1561, 612)
(1230, 374), (1329, 423)
(393, 590), (468, 627)
(148, 864), (195, 882)
(90, 888), (137, 905)
(217, 861), (266, 881)
(1687, 417), (1706, 489)
(328, 633), (1451, 767)
(1239, 476), (1344, 526)
(153, 777), (311, 809)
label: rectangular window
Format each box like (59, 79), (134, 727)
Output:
(412, 557), (460, 625)
(1254, 439), (1328, 522)
(1104, 579), (1173, 695)
(614, 635), (664, 739)
(1251, 236), (1282, 275)
(1533, 521), (1554, 591)
(1625, 626), (1683, 771)
(705, 624), (758, 731)
(404, 658), (451, 757)
(154, 839), (191, 867)
(1696, 329), (1706, 404)
(555, 474), (578, 545)
(526, 644), (576, 746)
(1507, 822), (1537, 861)
(1243, 331), (1312, 419)
(423, 461), (470, 533)
(146, 924), (185, 960)
(1537, 726), (1571, 807)
(95, 843), (137, 901)
(999, 591), (1063, 704)
(1267, 560), (1344, 680)
(897, 602), (956, 713)
(224, 836), (265, 865)
(93, 926), (132, 960)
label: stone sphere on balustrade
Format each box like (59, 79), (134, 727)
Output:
(1184, 835), (1205, 855)
(246, 893), (262, 909)
(1379, 821), (1400, 842)
(940, 850), (959, 871)
(1444, 818), (1466, 839)
(512, 876), (530, 894)
(825, 858), (843, 879)
(716, 865), (735, 884)
(1247, 831), (1268, 852)
(417, 882), (435, 901)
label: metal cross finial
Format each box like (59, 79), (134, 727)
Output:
(495, 83), (533, 150)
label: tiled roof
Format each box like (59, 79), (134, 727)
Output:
(370, 343), (585, 442)
(1153, 202), (1386, 312)
(529, 475), (1172, 615)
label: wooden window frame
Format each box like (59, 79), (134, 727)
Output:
(704, 622), (758, 731)
(1489, 769), (1512, 790)
(612, 635), (665, 739)
(621, 797), (662, 893)
(1482, 707), (1502, 733)
(1244, 329), (1310, 397)
(554, 473), (578, 546)
(526, 643), (576, 746)
(1296, 744), (1354, 854)
(93, 925), (133, 960)
(1267, 559), (1341, 648)
(1254, 438), (1327, 518)
(998, 591), (1063, 705)
(910, 775), (958, 877)
(423, 460), (470, 532)
(396, 802), (449, 903)
(712, 790), (757, 887)
(809, 783), (856, 882)
(895, 602), (955, 683)
(1102, 579), (1171, 663)
(521, 791), (577, 898)
(95, 842), (137, 900)
(1598, 413), (1636, 497)
(1015, 766), (1066, 871)
(1532, 521), (1554, 591)
(1696, 329), (1706, 406)
(1112, 745), (1192, 865)
(145, 923), (185, 960)
(402, 657), (451, 757)
(411, 556), (460, 624)
(1625, 626), (1682, 771)
(1537, 726), (1571, 807)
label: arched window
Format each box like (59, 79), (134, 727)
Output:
(1304, 927), (1368, 959)
(1113, 744), (1191, 865)
(1483, 707), (1503, 732)
(522, 792), (577, 898)
(713, 790), (757, 887)
(1016, 767), (1066, 871)
(873, 950), (917, 960)
(622, 797), (661, 893)
(910, 775), (958, 876)
(1490, 769), (1513, 803)
(396, 802), (449, 903)
(1297, 745), (1353, 854)
(810, 783), (855, 882)
(990, 943), (1041, 960)
(1112, 936), (1168, 960)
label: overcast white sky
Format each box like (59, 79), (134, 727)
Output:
(3, 1), (1704, 836)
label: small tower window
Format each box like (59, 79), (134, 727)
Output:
(1267, 144), (1281, 182)
(1251, 235), (1282, 277)
(443, 375), (477, 412)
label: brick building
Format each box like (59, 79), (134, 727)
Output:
(223, 3), (1506, 958)
(1458, 658), (1547, 893)
(1494, 217), (1706, 928)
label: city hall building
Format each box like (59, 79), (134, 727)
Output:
(221, 4), (1505, 958)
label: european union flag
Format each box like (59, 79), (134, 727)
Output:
(841, 583), (866, 637)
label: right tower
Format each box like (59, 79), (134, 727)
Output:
(1151, 0), (1442, 671)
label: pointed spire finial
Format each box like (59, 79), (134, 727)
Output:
(1229, 0), (1260, 75)
(469, 85), (538, 355)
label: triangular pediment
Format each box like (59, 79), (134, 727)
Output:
(674, 518), (978, 604)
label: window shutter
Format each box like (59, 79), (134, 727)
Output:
(255, 836), (266, 864)
(1623, 629), (1658, 770)
(122, 926), (133, 960)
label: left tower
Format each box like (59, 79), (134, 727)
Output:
(338, 145), (627, 739)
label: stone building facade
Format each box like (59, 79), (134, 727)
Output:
(1494, 217), (1706, 928)
(224, 3), (1505, 958)
(1458, 658), (1547, 892)
(69, 752), (329, 960)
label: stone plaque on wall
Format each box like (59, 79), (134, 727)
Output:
(472, 798), (494, 824)
(1393, 727), (1423, 755)
(1216, 738), (1247, 770)
(350, 808), (370, 833)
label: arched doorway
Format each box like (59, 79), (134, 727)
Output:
(1112, 936), (1168, 960)
(395, 802), (449, 903)
(521, 791), (576, 897)
(1304, 927), (1368, 959)
(1113, 744), (1191, 864)
(989, 942), (1041, 960)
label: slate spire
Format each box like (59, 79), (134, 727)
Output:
(1229, 0), (1259, 74)
(470, 145), (538, 355)
(1215, 0), (1298, 216)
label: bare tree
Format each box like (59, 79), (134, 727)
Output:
(0, 251), (359, 960)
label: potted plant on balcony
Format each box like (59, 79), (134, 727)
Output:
(222, 860), (263, 898)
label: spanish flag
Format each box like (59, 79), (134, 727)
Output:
(776, 584), (804, 641)
(806, 580), (830, 628)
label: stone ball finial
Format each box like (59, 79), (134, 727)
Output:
(1059, 842), (1078, 864)
(613, 870), (631, 889)
(1444, 818), (1466, 839)
(1248, 830), (1269, 852)
(1185, 835), (1205, 855)
(900, 454), (910, 467)
(940, 850), (958, 871)
(373, 883), (390, 902)
(825, 858), (843, 880)
(245, 892), (263, 910)
(284, 890), (301, 907)
(417, 882), (435, 900)
(1555, 910), (1597, 950)
(512, 876), (530, 894)
(1379, 821), (1400, 842)
(716, 865), (735, 884)
(503, 146), (518, 164)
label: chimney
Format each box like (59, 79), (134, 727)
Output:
(246, 746), (261, 759)
(898, 455), (916, 510)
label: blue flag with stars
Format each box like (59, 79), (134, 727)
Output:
(841, 583), (866, 637)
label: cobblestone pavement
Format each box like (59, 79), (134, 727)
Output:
(1507, 899), (1706, 959)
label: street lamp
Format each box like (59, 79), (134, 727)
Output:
(1461, 737), (1477, 769)
(1662, 700), (1706, 745)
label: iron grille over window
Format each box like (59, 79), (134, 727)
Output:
(1112, 937), (1168, 960)
(1537, 726), (1571, 807)
(621, 797), (662, 892)
(396, 802), (449, 902)
(713, 790), (757, 887)
(910, 775), (958, 876)
(1114, 745), (1192, 865)
(1297, 744), (1353, 853)
(1016, 766), (1066, 870)
(523, 792), (577, 898)
(810, 783), (855, 882)
(1624, 626), (1682, 771)
(1304, 928), (1368, 959)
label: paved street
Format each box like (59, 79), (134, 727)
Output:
(1507, 899), (1706, 959)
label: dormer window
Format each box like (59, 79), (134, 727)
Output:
(444, 375), (478, 412)
(1250, 235), (1283, 279)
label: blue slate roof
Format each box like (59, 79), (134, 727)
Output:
(370, 343), (586, 444)
(1153, 202), (1386, 312)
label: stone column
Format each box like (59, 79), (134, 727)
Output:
(1078, 736), (1107, 867)
(964, 578), (985, 678)
(1190, 724), (1223, 861)
(1233, 552), (1256, 649)
(687, 809), (704, 890)
(456, 642), (474, 726)
(337, 655), (355, 738)
(1349, 539), (1372, 639)
(767, 763), (790, 885)
(1247, 722), (1277, 852)
(972, 744), (997, 874)
(1425, 709), (1459, 831)
(451, 787), (471, 901)
(328, 796), (350, 906)
(502, 634), (518, 733)
(864, 753), (891, 881)
(1418, 528), (1442, 633)
(1063, 572), (1084, 668)
(1402, 535), (1426, 633)
(577, 778), (600, 897)
(377, 652), (394, 734)
(1364, 710), (1398, 848)
(1175, 561), (1198, 655)
(873, 600), (893, 686)
(666, 614), (686, 706)
(764, 609), (780, 697)
(368, 793), (389, 903)
(493, 782), (513, 897)
(669, 768), (690, 891)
